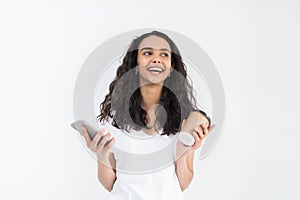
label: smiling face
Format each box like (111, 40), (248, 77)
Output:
(137, 35), (172, 85)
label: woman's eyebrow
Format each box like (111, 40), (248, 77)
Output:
(140, 47), (153, 51)
(160, 48), (171, 52)
(140, 47), (171, 52)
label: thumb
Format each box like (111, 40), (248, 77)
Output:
(181, 119), (186, 130)
(208, 124), (216, 133)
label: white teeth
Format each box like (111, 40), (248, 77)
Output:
(147, 67), (164, 72)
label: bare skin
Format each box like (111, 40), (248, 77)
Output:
(81, 127), (116, 191)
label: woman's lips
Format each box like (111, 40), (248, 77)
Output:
(146, 66), (165, 73)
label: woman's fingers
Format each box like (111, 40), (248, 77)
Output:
(181, 119), (186, 130)
(200, 124), (208, 137)
(178, 123), (216, 155)
(192, 131), (202, 149)
(103, 137), (115, 151)
(91, 128), (106, 148)
(98, 133), (112, 148)
(208, 124), (216, 132)
(82, 126), (92, 144)
(80, 126), (115, 163)
(192, 131), (200, 142)
(95, 135), (114, 155)
(192, 125), (207, 148)
(82, 127), (115, 152)
(195, 126), (204, 139)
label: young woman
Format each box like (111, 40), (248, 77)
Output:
(82, 31), (214, 200)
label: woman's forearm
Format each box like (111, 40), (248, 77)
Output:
(175, 155), (194, 191)
(97, 160), (116, 192)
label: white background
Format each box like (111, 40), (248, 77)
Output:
(0, 0), (299, 199)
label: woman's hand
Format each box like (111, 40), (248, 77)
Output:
(81, 126), (115, 163)
(176, 119), (215, 159)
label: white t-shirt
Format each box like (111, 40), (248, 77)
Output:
(102, 123), (184, 200)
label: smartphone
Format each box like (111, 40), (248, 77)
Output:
(71, 120), (111, 146)
(71, 120), (99, 139)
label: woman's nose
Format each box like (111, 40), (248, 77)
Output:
(152, 57), (161, 64)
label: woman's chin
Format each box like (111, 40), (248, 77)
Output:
(139, 74), (168, 85)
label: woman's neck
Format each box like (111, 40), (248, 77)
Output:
(140, 83), (163, 110)
(140, 84), (163, 135)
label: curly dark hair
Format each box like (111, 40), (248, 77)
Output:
(97, 31), (199, 135)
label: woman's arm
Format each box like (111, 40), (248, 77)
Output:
(175, 151), (195, 191)
(175, 114), (215, 191)
(97, 153), (117, 192)
(82, 127), (117, 192)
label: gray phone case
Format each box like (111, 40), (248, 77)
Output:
(70, 120), (98, 140)
(71, 120), (111, 146)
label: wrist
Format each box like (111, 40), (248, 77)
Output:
(97, 155), (110, 165)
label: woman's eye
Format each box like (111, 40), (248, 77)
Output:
(143, 52), (152, 56)
(161, 53), (169, 57)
